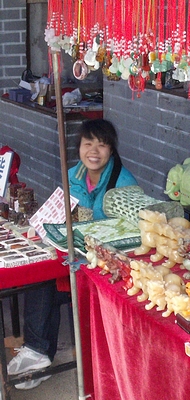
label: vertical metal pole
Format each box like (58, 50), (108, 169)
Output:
(52, 51), (85, 400)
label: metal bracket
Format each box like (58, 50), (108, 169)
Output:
(62, 256), (88, 272)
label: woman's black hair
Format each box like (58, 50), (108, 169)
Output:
(77, 118), (118, 155)
(77, 118), (123, 192)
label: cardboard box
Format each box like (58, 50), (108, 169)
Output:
(9, 88), (31, 103)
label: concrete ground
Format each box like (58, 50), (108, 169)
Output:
(3, 294), (78, 400)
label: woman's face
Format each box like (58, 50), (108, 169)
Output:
(79, 135), (112, 174)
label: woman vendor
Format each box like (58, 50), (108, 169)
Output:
(7, 118), (138, 389)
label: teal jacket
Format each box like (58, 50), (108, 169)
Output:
(68, 156), (138, 220)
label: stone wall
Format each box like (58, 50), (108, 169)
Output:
(103, 76), (190, 201)
(0, 99), (83, 205)
(0, 0), (26, 96)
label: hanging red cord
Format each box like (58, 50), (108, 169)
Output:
(123, 0), (133, 57)
(177, 0), (186, 57)
(105, 0), (113, 55)
(170, 0), (177, 54)
(187, 0), (190, 55)
(158, 0), (165, 60)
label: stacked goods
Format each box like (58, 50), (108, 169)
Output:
(127, 259), (190, 317)
(134, 210), (190, 268)
(8, 184), (38, 226)
(84, 235), (132, 287)
(84, 210), (190, 318)
(0, 225), (51, 267)
(10, 185), (38, 215)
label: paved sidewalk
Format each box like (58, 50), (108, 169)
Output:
(3, 295), (78, 400)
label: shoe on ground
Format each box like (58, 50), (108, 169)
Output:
(15, 375), (51, 390)
(7, 346), (51, 375)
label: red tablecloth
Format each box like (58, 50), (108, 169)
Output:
(0, 252), (70, 291)
(76, 259), (190, 400)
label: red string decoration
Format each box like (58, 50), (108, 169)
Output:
(186, 1), (190, 55)
(45, 0), (190, 95)
(46, 0), (189, 58)
(128, 74), (146, 100)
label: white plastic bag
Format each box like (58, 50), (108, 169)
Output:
(62, 88), (82, 106)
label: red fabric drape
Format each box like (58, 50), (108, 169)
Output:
(77, 256), (190, 400)
(0, 256), (70, 291)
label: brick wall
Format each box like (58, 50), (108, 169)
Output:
(0, 99), (82, 205)
(103, 77), (190, 201)
(0, 0), (26, 96)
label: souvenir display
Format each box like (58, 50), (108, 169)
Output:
(165, 158), (190, 206)
(45, 1), (190, 97)
(0, 224), (52, 267)
(84, 235), (132, 286)
(1, 254), (28, 268)
(127, 259), (189, 317)
(103, 185), (161, 223)
(77, 208), (190, 321)
(134, 210), (190, 268)
(43, 216), (141, 255)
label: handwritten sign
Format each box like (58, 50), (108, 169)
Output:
(0, 152), (13, 197)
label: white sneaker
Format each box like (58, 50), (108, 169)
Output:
(15, 375), (51, 390)
(7, 346), (51, 375)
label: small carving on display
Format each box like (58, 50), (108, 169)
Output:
(6, 183), (39, 226)
(84, 235), (132, 288)
(84, 209), (190, 320)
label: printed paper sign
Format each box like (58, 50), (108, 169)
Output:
(29, 186), (79, 239)
(0, 152), (13, 197)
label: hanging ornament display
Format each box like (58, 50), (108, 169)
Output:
(45, 1), (190, 94)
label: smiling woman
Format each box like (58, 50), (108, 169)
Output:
(68, 118), (138, 220)
(7, 118), (138, 390)
(79, 136), (112, 186)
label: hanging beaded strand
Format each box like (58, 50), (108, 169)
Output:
(95, 0), (105, 46)
(158, 0), (165, 60)
(105, 0), (113, 56)
(85, 0), (95, 49)
(145, 0), (156, 53)
(177, 0), (186, 58)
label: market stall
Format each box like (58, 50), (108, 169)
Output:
(76, 256), (190, 400)
(1, 2), (190, 399)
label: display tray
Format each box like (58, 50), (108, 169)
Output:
(43, 217), (141, 255)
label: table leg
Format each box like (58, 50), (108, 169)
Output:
(0, 302), (5, 338)
(9, 295), (20, 338)
(0, 303), (11, 400)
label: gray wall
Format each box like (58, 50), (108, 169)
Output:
(0, 99), (82, 205)
(103, 77), (190, 201)
(0, 0), (26, 96)
(1, 80), (190, 207)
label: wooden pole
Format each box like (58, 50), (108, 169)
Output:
(52, 51), (86, 400)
